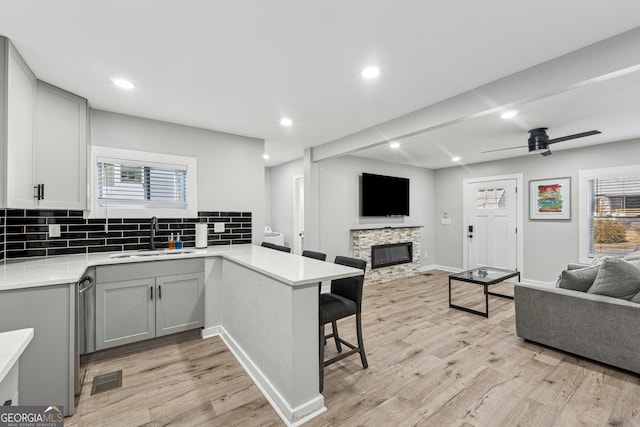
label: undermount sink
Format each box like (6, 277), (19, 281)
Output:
(110, 249), (196, 259)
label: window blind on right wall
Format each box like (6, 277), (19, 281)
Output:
(588, 175), (640, 256)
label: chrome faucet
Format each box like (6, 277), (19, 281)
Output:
(149, 216), (159, 250)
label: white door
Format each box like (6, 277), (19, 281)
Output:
(293, 176), (304, 254)
(465, 178), (518, 270)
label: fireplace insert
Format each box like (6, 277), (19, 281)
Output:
(371, 242), (413, 269)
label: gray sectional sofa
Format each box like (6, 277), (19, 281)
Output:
(514, 250), (640, 374)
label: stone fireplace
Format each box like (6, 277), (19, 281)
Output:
(351, 226), (422, 285)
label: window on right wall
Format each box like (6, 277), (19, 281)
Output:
(579, 165), (640, 263)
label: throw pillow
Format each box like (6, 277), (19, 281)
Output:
(590, 254), (616, 266)
(587, 257), (640, 300)
(623, 251), (640, 262)
(556, 266), (600, 292)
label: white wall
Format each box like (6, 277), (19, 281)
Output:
(90, 110), (265, 243)
(434, 138), (640, 282)
(314, 155), (435, 267)
(267, 159), (303, 247)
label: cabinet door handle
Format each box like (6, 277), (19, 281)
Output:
(158, 285), (162, 299)
(150, 286), (153, 300)
(34, 184), (44, 200)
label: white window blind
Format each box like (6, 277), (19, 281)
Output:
(587, 175), (640, 256)
(97, 159), (188, 209)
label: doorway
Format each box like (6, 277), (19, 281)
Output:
(463, 174), (523, 272)
(293, 175), (304, 254)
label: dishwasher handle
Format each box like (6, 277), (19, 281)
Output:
(78, 276), (94, 294)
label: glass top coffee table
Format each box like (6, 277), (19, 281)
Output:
(448, 267), (520, 318)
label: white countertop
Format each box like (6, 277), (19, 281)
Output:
(0, 244), (362, 291)
(0, 328), (34, 383)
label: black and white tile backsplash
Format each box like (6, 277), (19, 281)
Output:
(0, 209), (252, 260)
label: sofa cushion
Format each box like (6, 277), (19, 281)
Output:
(556, 265), (600, 292)
(587, 257), (640, 300)
(631, 291), (640, 304)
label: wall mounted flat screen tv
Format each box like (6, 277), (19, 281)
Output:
(361, 173), (410, 216)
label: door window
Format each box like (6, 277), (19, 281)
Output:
(476, 188), (506, 209)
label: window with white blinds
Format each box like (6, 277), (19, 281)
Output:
(97, 161), (187, 209)
(588, 175), (640, 257)
(579, 165), (640, 262)
(91, 146), (198, 218)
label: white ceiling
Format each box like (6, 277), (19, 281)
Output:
(1, 1), (640, 168)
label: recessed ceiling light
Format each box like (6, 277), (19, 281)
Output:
(262, 154), (270, 160)
(361, 66), (380, 79)
(500, 110), (518, 119)
(452, 156), (461, 162)
(280, 117), (293, 127)
(111, 78), (135, 90)
(390, 141), (400, 149)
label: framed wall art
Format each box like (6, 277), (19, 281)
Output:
(529, 177), (571, 220)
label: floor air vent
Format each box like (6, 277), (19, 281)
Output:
(91, 370), (123, 395)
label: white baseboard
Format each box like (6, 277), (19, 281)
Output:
(420, 264), (462, 273)
(201, 325), (326, 426)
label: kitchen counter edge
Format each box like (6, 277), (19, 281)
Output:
(0, 245), (362, 292)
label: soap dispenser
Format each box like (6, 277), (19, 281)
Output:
(168, 233), (175, 250)
(175, 233), (183, 250)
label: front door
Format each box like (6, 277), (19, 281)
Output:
(465, 178), (518, 270)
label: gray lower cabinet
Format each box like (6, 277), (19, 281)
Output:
(95, 261), (204, 351)
(96, 278), (155, 350)
(156, 272), (205, 336)
(0, 284), (74, 416)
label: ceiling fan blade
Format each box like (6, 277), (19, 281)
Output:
(548, 130), (601, 144)
(481, 145), (526, 154)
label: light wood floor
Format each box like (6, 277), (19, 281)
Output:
(66, 270), (640, 426)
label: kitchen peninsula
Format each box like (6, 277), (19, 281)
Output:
(0, 244), (362, 426)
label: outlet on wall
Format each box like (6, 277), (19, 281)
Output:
(49, 224), (61, 238)
(214, 222), (225, 233)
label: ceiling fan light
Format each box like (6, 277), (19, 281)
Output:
(527, 127), (549, 153)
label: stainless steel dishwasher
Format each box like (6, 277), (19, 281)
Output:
(76, 267), (96, 395)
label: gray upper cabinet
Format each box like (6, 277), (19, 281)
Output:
(34, 81), (88, 209)
(4, 39), (36, 208)
(1, 37), (88, 210)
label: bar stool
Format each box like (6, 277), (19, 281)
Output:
(319, 256), (367, 392)
(302, 250), (327, 261)
(260, 242), (291, 253)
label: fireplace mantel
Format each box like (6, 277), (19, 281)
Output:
(350, 225), (423, 232)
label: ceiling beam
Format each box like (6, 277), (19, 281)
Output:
(311, 26), (640, 163)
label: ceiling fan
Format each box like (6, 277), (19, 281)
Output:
(482, 127), (601, 157)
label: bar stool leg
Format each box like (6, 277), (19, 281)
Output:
(356, 313), (368, 369)
(331, 321), (342, 352)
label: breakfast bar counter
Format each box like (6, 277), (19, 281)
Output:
(0, 245), (362, 425)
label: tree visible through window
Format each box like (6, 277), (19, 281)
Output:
(590, 176), (640, 256)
